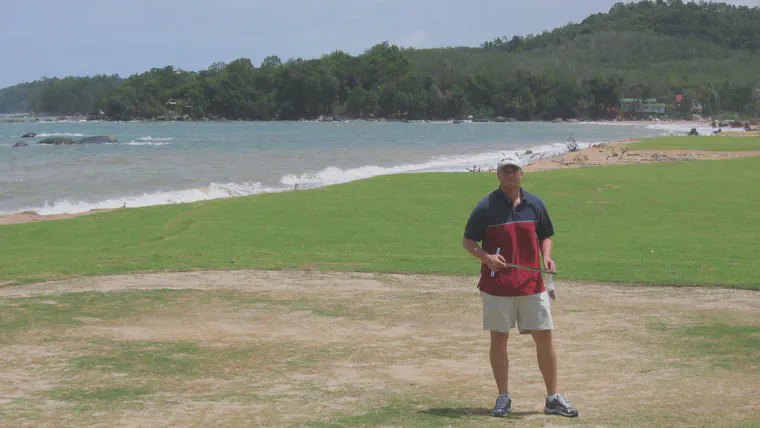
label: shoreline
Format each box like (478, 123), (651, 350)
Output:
(1, 117), (726, 126)
(0, 209), (116, 226)
(3, 132), (759, 226)
(525, 137), (760, 172)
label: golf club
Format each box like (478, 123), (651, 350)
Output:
(491, 247), (557, 276)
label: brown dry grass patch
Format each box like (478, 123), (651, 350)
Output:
(0, 270), (757, 427)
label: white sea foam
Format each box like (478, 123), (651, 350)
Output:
(644, 122), (744, 135)
(117, 141), (173, 146)
(21, 182), (285, 215)
(35, 132), (85, 137)
(137, 136), (174, 142)
(12, 140), (589, 215)
(280, 141), (587, 188)
(576, 120), (740, 137)
(6, 138), (640, 215)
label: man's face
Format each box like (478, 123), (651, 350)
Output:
(497, 165), (523, 187)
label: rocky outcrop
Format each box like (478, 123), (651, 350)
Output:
(77, 135), (118, 144)
(21, 132), (36, 138)
(12, 141), (29, 148)
(30, 135), (118, 145)
(38, 137), (75, 145)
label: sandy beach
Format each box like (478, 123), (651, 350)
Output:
(525, 135), (760, 172)
(0, 209), (115, 226)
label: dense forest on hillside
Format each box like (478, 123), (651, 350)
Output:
(0, 81), (43, 113)
(482, 0), (760, 53)
(1, 0), (759, 121)
(0, 75), (122, 115)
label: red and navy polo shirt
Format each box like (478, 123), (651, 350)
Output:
(464, 188), (554, 297)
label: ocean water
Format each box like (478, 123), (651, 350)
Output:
(0, 120), (705, 215)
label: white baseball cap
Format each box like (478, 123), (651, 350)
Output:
(497, 156), (524, 170)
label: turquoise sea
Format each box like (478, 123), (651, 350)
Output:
(0, 119), (699, 215)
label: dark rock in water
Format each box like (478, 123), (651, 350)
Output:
(77, 135), (118, 144)
(12, 141), (29, 148)
(688, 128), (700, 136)
(38, 137), (75, 145)
(494, 116), (507, 123)
(22, 132), (36, 138)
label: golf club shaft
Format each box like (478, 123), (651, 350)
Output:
(503, 262), (556, 275)
(490, 247), (556, 276)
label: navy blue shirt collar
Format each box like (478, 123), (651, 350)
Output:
(497, 187), (529, 206)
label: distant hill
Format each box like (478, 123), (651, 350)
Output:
(0, 81), (44, 113)
(0, 75), (122, 115)
(483, 0), (760, 54)
(2, 1), (758, 120)
(406, 1), (760, 115)
(406, 29), (760, 100)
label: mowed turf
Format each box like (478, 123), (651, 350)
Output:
(627, 135), (760, 151)
(1, 156), (758, 289)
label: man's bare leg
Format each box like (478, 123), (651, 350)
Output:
(489, 331), (510, 394)
(531, 329), (558, 395)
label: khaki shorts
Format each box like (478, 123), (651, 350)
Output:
(481, 291), (554, 334)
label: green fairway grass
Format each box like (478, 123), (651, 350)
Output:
(1, 157), (758, 289)
(627, 135), (760, 151)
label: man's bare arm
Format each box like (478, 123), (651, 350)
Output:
(540, 237), (557, 273)
(463, 238), (506, 271)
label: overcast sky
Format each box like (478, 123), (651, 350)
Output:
(2, 0), (759, 88)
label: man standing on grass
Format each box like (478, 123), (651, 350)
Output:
(462, 156), (578, 418)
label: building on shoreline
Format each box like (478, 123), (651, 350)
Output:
(620, 98), (667, 119)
